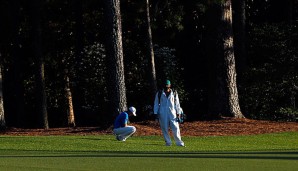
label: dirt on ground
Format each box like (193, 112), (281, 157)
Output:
(1, 118), (298, 136)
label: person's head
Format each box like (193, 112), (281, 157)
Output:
(128, 106), (137, 116)
(164, 79), (171, 89)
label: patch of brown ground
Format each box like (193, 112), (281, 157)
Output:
(1, 118), (297, 136)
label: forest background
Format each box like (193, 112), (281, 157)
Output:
(0, 0), (297, 129)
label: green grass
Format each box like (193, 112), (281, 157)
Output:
(0, 132), (297, 170)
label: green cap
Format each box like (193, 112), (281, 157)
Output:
(165, 80), (171, 85)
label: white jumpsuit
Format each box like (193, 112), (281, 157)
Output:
(153, 89), (184, 146)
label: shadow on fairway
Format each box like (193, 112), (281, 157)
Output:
(0, 150), (298, 160)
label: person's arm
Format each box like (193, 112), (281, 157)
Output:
(153, 92), (160, 120)
(123, 113), (129, 127)
(174, 91), (182, 115)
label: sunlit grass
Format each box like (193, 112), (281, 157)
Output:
(0, 132), (297, 170)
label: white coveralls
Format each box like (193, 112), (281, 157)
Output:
(153, 89), (184, 146)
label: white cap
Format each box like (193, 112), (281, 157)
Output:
(129, 106), (137, 116)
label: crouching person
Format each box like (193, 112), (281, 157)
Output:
(113, 106), (137, 141)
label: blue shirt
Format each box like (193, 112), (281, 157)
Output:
(113, 112), (129, 129)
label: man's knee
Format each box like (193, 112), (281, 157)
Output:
(131, 126), (136, 133)
(128, 126), (136, 134)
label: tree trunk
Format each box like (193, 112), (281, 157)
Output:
(221, 0), (244, 118)
(145, 0), (157, 101)
(64, 69), (76, 127)
(104, 0), (127, 120)
(0, 63), (6, 129)
(206, 0), (244, 119)
(30, 0), (49, 129)
(72, 0), (85, 118)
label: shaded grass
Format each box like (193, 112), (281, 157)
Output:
(0, 132), (297, 170)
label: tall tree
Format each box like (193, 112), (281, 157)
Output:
(72, 0), (84, 121)
(29, 0), (49, 129)
(0, 62), (6, 129)
(104, 0), (127, 120)
(0, 2), (6, 127)
(206, 0), (244, 119)
(63, 69), (75, 127)
(145, 0), (157, 100)
(60, 0), (85, 128)
(222, 0), (244, 118)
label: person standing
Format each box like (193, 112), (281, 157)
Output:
(113, 106), (137, 141)
(153, 80), (185, 146)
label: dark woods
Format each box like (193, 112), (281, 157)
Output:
(0, 0), (297, 129)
